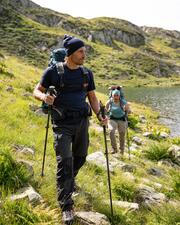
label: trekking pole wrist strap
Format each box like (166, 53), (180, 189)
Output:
(96, 109), (102, 121)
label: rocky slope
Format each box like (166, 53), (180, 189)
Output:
(0, 0), (180, 81)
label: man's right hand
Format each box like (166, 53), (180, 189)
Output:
(43, 94), (55, 105)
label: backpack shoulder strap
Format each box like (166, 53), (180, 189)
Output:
(56, 62), (64, 74)
(56, 62), (64, 88)
(80, 66), (89, 91)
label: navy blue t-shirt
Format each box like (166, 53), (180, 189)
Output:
(40, 64), (95, 110)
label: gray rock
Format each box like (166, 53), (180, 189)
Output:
(86, 151), (114, 172)
(121, 164), (136, 173)
(139, 115), (146, 123)
(158, 159), (177, 167)
(160, 132), (169, 139)
(147, 167), (164, 177)
(135, 185), (166, 208)
(132, 136), (143, 145)
(75, 211), (110, 225)
(168, 145), (180, 159)
(143, 132), (152, 137)
(10, 186), (42, 206)
(13, 144), (35, 155)
(6, 86), (14, 92)
(129, 143), (139, 151)
(104, 200), (139, 211)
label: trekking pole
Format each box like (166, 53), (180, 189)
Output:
(125, 112), (130, 160)
(41, 86), (56, 177)
(100, 101), (114, 220)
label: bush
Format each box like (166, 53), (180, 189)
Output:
(127, 115), (139, 129)
(112, 175), (136, 201)
(172, 137), (180, 145)
(0, 150), (30, 192)
(0, 200), (40, 225)
(0, 61), (14, 77)
(144, 143), (170, 161)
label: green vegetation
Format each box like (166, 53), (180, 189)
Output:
(0, 149), (30, 192)
(0, 200), (40, 225)
(144, 143), (170, 161)
(0, 1), (180, 224)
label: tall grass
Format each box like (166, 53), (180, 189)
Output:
(0, 149), (30, 192)
(112, 174), (137, 202)
(0, 200), (40, 225)
(144, 143), (170, 161)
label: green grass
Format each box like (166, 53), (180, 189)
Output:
(112, 174), (137, 201)
(144, 143), (170, 161)
(0, 198), (56, 225)
(0, 149), (31, 192)
(0, 15), (180, 223)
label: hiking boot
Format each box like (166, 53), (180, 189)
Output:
(62, 209), (74, 225)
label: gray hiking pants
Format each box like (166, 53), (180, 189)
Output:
(108, 119), (127, 154)
(53, 118), (89, 211)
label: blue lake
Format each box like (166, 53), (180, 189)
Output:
(97, 86), (180, 137)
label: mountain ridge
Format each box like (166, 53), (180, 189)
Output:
(0, 0), (180, 84)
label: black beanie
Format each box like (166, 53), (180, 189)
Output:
(63, 34), (85, 56)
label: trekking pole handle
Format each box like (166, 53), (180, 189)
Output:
(47, 86), (56, 97)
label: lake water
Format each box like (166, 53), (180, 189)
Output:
(97, 86), (180, 137)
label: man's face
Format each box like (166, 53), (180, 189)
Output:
(70, 46), (86, 65)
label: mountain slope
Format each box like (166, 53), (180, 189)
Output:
(0, 0), (180, 85)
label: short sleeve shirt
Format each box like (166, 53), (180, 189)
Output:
(40, 64), (95, 110)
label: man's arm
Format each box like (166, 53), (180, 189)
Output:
(87, 90), (108, 125)
(33, 83), (55, 105)
(87, 90), (100, 115)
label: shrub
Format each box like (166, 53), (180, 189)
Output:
(172, 137), (180, 145)
(0, 200), (40, 225)
(0, 150), (30, 192)
(144, 143), (170, 161)
(112, 175), (136, 201)
(127, 115), (139, 129)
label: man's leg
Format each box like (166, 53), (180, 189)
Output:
(72, 118), (89, 177)
(53, 126), (74, 224)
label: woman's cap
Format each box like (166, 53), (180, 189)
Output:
(112, 89), (120, 96)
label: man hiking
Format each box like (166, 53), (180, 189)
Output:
(33, 34), (106, 225)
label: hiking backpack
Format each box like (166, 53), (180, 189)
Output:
(42, 49), (89, 114)
(48, 48), (66, 67)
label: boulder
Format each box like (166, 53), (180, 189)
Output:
(10, 186), (42, 206)
(147, 167), (164, 177)
(13, 144), (34, 155)
(132, 136), (143, 145)
(135, 185), (166, 208)
(75, 211), (110, 225)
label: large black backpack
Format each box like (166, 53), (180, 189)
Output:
(42, 59), (89, 114)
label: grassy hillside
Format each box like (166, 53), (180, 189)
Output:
(0, 0), (180, 87)
(0, 1), (180, 224)
(0, 52), (180, 224)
